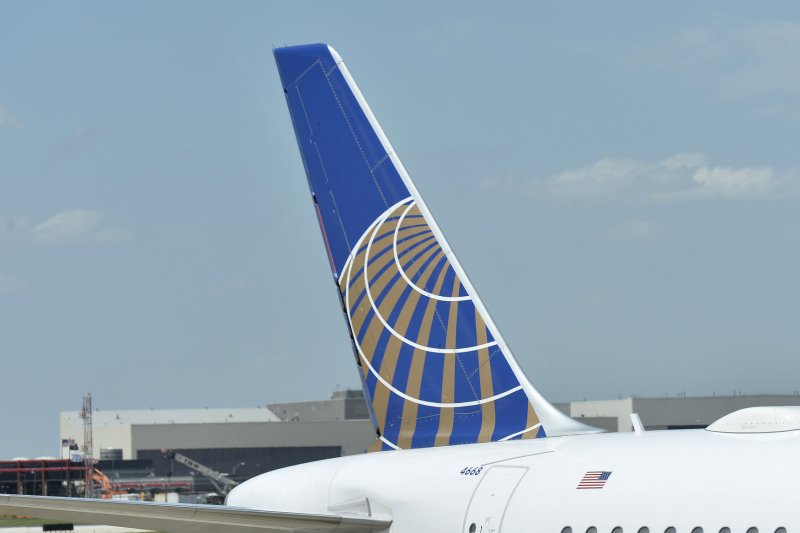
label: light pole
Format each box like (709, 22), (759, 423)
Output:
(231, 462), (246, 478)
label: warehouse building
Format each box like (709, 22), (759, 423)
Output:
(59, 390), (375, 486)
(567, 393), (800, 432)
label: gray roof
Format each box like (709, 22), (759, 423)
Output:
(60, 406), (280, 427)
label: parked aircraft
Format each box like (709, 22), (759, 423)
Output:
(1, 43), (797, 533)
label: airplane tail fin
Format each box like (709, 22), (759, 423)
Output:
(274, 44), (600, 450)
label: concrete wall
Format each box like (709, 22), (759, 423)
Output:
(570, 398), (633, 432)
(570, 416), (618, 433)
(267, 389), (370, 422)
(60, 413), (133, 459)
(552, 402), (570, 415)
(267, 400), (345, 422)
(137, 446), (343, 484)
(633, 395), (800, 430)
(130, 420), (375, 458)
(567, 394), (800, 432)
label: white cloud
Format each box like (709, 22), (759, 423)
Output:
(541, 158), (646, 198)
(660, 152), (707, 170)
(486, 153), (781, 202)
(0, 106), (20, 128)
(693, 166), (773, 198)
(30, 209), (131, 244)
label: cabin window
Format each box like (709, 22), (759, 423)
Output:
(612, 527), (622, 533)
(665, 527), (676, 533)
(561, 528), (572, 533)
(747, 528), (758, 533)
(468, 523), (476, 533)
(586, 527), (597, 533)
(719, 528), (730, 533)
(692, 528), (703, 533)
(775, 528), (786, 533)
(637, 528), (649, 533)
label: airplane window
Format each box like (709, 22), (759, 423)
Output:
(775, 528), (786, 533)
(747, 528), (758, 533)
(469, 524), (476, 533)
(719, 528), (730, 533)
(692, 528), (703, 533)
(561, 528), (572, 533)
(612, 527), (622, 533)
(665, 527), (676, 533)
(637, 528), (649, 533)
(586, 527), (597, 533)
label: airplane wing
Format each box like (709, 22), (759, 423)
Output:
(0, 495), (391, 533)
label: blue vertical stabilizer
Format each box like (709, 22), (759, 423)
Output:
(274, 43), (599, 450)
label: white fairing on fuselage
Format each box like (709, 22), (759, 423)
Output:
(227, 428), (799, 533)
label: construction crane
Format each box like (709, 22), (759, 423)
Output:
(161, 450), (240, 495)
(79, 393), (94, 498)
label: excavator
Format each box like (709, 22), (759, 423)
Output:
(92, 470), (128, 500)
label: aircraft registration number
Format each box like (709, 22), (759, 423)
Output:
(459, 466), (483, 476)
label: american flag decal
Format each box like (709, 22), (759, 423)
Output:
(577, 470), (612, 489)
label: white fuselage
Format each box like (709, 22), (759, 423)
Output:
(226, 429), (798, 533)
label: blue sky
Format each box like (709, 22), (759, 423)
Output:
(1, 2), (799, 457)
